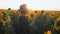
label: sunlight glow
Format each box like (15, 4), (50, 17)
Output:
(0, 0), (60, 10)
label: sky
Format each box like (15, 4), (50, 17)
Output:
(0, 0), (60, 10)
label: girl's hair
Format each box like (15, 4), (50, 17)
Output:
(20, 4), (27, 9)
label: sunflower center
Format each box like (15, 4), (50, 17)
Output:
(56, 21), (60, 27)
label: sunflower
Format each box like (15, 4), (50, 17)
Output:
(2, 20), (7, 26)
(0, 18), (7, 26)
(54, 16), (60, 30)
(7, 16), (11, 22)
(44, 30), (52, 34)
(29, 14), (35, 19)
(34, 10), (40, 15)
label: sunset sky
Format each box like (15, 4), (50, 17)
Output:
(0, 0), (60, 10)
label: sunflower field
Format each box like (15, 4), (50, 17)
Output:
(0, 9), (60, 34)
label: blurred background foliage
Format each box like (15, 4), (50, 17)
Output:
(0, 9), (60, 34)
